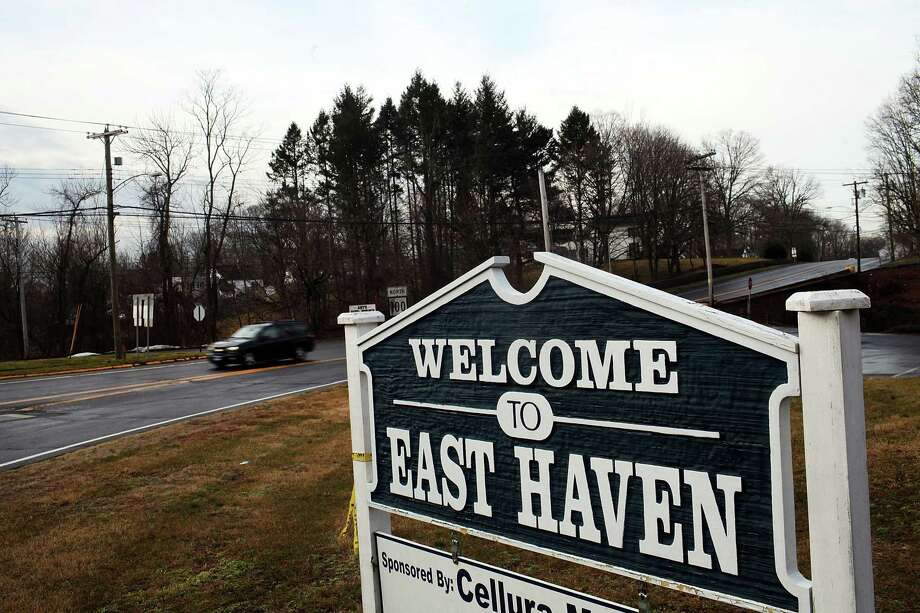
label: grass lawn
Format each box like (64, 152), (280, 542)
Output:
(0, 350), (206, 378)
(0, 379), (917, 612)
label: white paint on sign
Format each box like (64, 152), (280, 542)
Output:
(377, 533), (636, 613)
(193, 304), (206, 322)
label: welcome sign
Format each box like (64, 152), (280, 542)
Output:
(354, 253), (811, 613)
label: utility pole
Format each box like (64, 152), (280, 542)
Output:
(882, 173), (895, 264)
(88, 125), (129, 359)
(537, 167), (551, 252)
(3, 217), (29, 358)
(843, 180), (868, 273)
(688, 151), (717, 306)
(15, 218), (29, 359)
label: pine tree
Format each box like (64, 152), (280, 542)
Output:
(557, 106), (600, 263)
(267, 122), (310, 201)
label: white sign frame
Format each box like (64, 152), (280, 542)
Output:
(339, 253), (874, 613)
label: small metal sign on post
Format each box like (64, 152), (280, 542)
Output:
(132, 293), (154, 353)
(747, 276), (753, 318)
(349, 304), (377, 313)
(193, 304), (206, 322)
(339, 253), (874, 613)
(387, 286), (408, 317)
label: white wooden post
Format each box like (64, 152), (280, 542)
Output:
(338, 310), (391, 613)
(786, 290), (874, 613)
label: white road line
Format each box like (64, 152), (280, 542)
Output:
(0, 379), (346, 469)
(0, 360), (202, 386)
(893, 366), (920, 378)
(393, 399), (720, 439)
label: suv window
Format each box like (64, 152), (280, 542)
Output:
(279, 322), (307, 337)
(261, 326), (283, 340)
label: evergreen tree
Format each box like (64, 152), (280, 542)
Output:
(329, 85), (386, 301)
(556, 106), (600, 263)
(267, 122), (310, 201)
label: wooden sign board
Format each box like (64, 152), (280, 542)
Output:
(342, 254), (874, 613)
(356, 254), (808, 612)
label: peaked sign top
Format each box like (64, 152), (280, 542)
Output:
(359, 252), (797, 360)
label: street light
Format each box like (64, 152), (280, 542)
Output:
(688, 151), (717, 306)
(113, 171), (162, 193)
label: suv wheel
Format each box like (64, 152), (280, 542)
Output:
(244, 352), (257, 367)
(294, 346), (308, 362)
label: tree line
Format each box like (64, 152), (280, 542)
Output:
(867, 52), (920, 254)
(0, 66), (898, 360)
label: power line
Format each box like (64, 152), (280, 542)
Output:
(0, 109), (281, 145)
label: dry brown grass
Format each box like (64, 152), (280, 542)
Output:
(0, 351), (206, 378)
(0, 378), (917, 612)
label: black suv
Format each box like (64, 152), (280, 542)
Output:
(208, 321), (315, 368)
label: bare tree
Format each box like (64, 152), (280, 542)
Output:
(752, 167), (820, 255)
(128, 114), (194, 343)
(188, 70), (255, 340)
(0, 165), (16, 208)
(867, 53), (920, 253)
(703, 130), (763, 256)
(45, 181), (105, 353)
(621, 124), (698, 278)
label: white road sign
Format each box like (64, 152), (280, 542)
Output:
(377, 533), (635, 613)
(132, 293), (154, 328)
(349, 304), (377, 313)
(193, 304), (206, 322)
(387, 286), (408, 317)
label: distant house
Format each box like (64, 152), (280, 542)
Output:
(559, 217), (639, 263)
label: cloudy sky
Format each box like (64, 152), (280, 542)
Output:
(2, 0), (918, 239)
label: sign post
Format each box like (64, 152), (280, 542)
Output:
(341, 254), (874, 613)
(747, 277), (753, 318)
(786, 290), (874, 612)
(338, 308), (391, 613)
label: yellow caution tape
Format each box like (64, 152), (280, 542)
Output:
(339, 485), (359, 556)
(340, 452), (373, 555)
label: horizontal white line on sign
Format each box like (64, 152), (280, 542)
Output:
(555, 415), (720, 439)
(393, 399), (494, 416)
(393, 398), (720, 439)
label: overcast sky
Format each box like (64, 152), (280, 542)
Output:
(2, 0), (918, 240)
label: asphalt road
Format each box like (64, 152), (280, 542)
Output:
(2, 301), (916, 470)
(775, 326), (920, 378)
(676, 257), (882, 303)
(0, 338), (347, 469)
